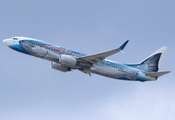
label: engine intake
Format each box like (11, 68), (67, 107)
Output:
(59, 55), (77, 66)
(51, 62), (71, 72)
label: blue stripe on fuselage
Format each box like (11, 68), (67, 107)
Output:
(136, 76), (152, 82)
(9, 44), (29, 55)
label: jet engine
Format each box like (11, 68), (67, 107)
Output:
(51, 62), (71, 72)
(59, 55), (77, 66)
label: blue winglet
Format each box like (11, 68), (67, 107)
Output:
(119, 40), (129, 51)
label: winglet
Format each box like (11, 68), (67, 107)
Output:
(119, 40), (129, 51)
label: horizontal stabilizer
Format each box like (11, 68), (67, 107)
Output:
(146, 71), (171, 78)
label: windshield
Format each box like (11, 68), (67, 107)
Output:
(13, 38), (18, 40)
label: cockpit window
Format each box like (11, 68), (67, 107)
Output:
(13, 38), (18, 40)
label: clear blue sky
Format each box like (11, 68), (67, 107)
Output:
(0, 0), (175, 120)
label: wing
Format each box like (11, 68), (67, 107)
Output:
(77, 40), (129, 64)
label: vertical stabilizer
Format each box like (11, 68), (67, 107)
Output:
(139, 46), (169, 72)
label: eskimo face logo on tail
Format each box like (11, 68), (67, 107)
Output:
(142, 53), (162, 72)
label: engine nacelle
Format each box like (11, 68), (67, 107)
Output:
(59, 55), (77, 66)
(51, 62), (71, 72)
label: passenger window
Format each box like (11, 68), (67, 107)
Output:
(30, 44), (34, 47)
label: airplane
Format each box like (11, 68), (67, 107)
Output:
(3, 36), (170, 82)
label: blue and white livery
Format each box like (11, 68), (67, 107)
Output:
(3, 37), (170, 82)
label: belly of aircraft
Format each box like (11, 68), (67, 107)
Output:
(90, 65), (126, 79)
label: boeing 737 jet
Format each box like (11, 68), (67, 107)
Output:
(3, 37), (170, 82)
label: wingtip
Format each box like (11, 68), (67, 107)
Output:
(119, 40), (129, 51)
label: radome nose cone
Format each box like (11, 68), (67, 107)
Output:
(3, 39), (7, 45)
(3, 39), (12, 46)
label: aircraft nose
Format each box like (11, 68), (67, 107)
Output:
(3, 39), (8, 45)
(3, 39), (12, 46)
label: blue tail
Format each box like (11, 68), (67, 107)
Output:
(126, 46), (169, 72)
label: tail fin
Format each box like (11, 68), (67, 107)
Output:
(126, 46), (169, 72)
(139, 46), (169, 72)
